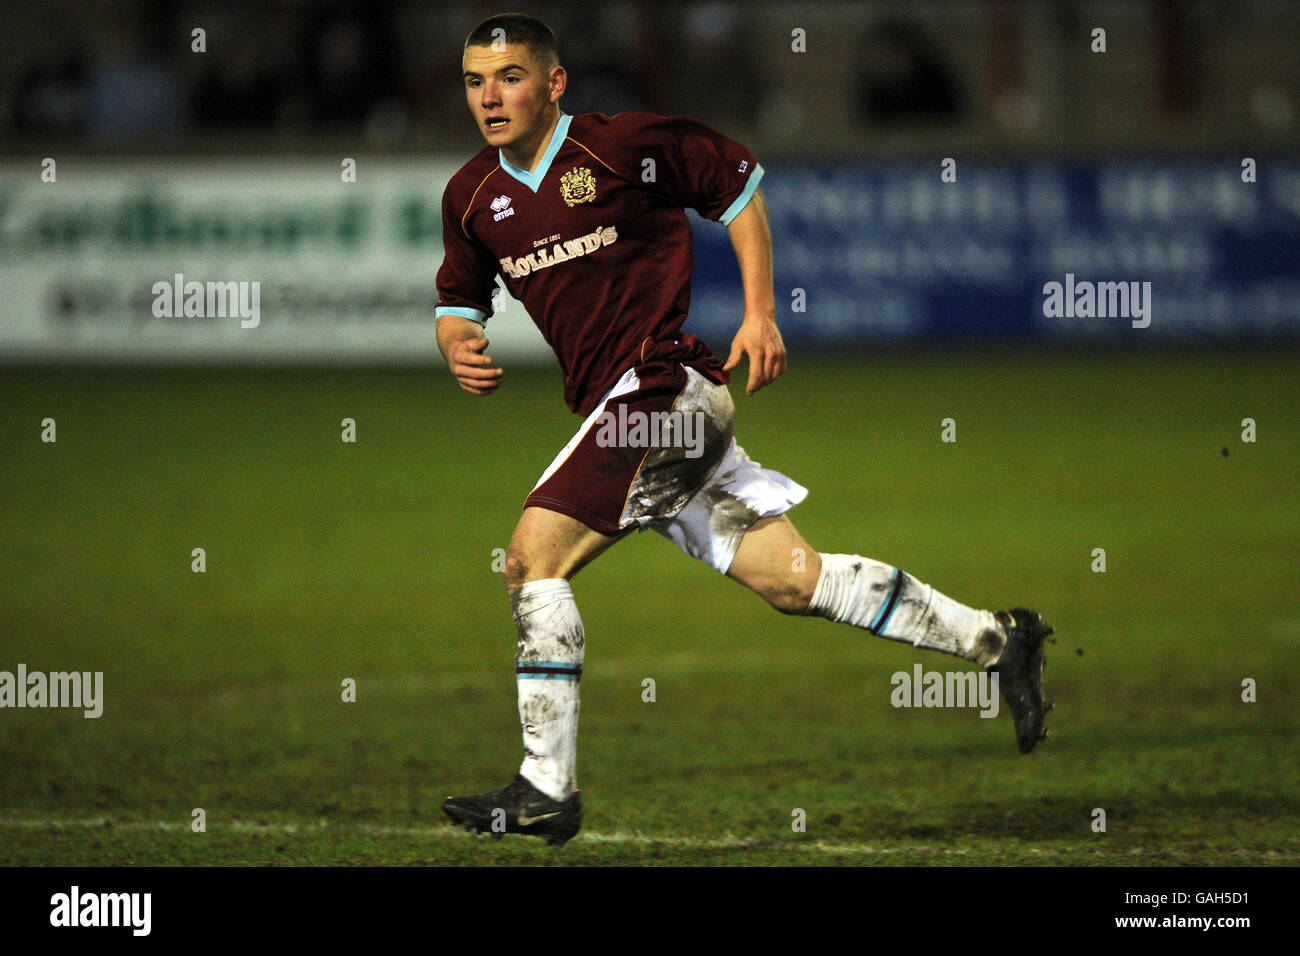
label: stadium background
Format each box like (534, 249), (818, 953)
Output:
(1, 0), (1297, 867)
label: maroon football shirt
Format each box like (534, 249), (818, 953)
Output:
(435, 111), (764, 416)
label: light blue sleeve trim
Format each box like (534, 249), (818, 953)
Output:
(435, 306), (486, 324)
(718, 163), (765, 226)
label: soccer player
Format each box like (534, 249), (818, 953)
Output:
(437, 13), (1053, 846)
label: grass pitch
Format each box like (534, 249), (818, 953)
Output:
(2, 348), (1297, 866)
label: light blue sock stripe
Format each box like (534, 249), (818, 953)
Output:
(518, 661), (581, 669)
(517, 673), (580, 681)
(516, 659), (582, 681)
(869, 567), (902, 633)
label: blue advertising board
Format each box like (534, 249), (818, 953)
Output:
(685, 158), (1300, 344)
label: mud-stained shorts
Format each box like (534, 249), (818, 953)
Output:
(524, 361), (808, 573)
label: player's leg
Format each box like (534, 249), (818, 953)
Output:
(724, 516), (1024, 700)
(503, 503), (624, 588)
(722, 513), (822, 614)
(505, 506), (623, 802)
(653, 436), (1053, 753)
(455, 361), (730, 838)
(443, 506), (623, 845)
(725, 513), (1053, 752)
(445, 369), (692, 845)
(728, 514), (1004, 661)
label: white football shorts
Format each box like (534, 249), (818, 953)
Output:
(647, 366), (808, 574)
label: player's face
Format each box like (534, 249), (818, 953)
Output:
(462, 43), (563, 156)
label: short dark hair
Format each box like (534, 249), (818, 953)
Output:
(465, 13), (560, 71)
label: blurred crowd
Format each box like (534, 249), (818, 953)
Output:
(2, 0), (1295, 151)
(4, 0), (968, 146)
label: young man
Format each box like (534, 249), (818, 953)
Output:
(437, 14), (1053, 847)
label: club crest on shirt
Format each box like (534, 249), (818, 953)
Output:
(560, 166), (597, 206)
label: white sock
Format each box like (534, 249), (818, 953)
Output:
(510, 578), (583, 801)
(808, 553), (1006, 666)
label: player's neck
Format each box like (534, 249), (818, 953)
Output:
(501, 109), (562, 173)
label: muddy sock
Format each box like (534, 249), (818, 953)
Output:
(808, 553), (1006, 666)
(510, 578), (584, 800)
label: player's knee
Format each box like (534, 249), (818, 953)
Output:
(502, 547), (532, 590)
(759, 571), (819, 616)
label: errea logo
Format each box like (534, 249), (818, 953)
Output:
(491, 195), (515, 222)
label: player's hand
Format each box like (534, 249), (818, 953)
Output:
(447, 337), (504, 395)
(723, 314), (786, 395)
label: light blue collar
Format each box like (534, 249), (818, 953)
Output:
(498, 113), (572, 193)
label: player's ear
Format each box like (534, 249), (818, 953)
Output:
(549, 66), (567, 103)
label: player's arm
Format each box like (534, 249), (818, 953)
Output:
(723, 186), (786, 396)
(435, 179), (505, 397)
(591, 112), (782, 394)
(437, 314), (503, 396)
